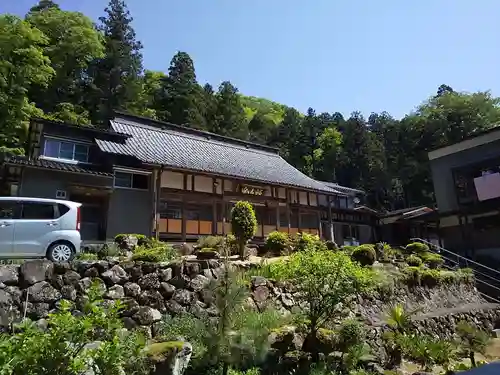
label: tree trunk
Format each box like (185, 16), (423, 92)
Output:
(469, 350), (476, 367)
(239, 240), (246, 259)
(222, 362), (229, 375)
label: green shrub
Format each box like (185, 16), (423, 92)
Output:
(402, 266), (421, 286)
(76, 252), (99, 261)
(0, 283), (147, 374)
(420, 252), (444, 269)
(406, 254), (423, 267)
(292, 232), (321, 252)
(351, 244), (376, 266)
(197, 235), (226, 250)
(225, 234), (239, 255)
(231, 201), (258, 258)
(405, 242), (430, 255)
(265, 231), (291, 255)
(132, 242), (177, 263)
(114, 233), (148, 247)
(420, 269), (441, 288)
(341, 245), (357, 255)
(456, 268), (474, 284)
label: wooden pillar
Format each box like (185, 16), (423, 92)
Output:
(153, 167), (163, 241)
(317, 210), (322, 238)
(328, 196), (334, 242)
(286, 188), (291, 234)
(212, 199), (217, 235)
(298, 207), (302, 233)
(181, 199), (186, 242)
(275, 205), (280, 231)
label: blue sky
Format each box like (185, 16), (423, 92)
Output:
(2, 0), (500, 118)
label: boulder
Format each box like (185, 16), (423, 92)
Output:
(188, 275), (209, 292)
(173, 289), (193, 306)
(165, 300), (186, 315)
(4, 286), (21, 305)
(83, 267), (100, 278)
(161, 268), (173, 282)
(124, 282), (141, 299)
(147, 341), (193, 375)
(101, 265), (128, 285)
(133, 306), (162, 325)
(106, 285), (125, 300)
(138, 290), (165, 312)
(54, 262), (71, 274)
(26, 281), (61, 303)
(0, 265), (19, 285)
(159, 282), (176, 299)
(63, 270), (81, 286)
(120, 297), (140, 317)
(61, 285), (77, 301)
(23, 302), (50, 319)
(251, 276), (268, 288)
(138, 273), (161, 290)
(20, 260), (53, 286)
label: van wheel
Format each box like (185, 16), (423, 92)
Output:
(47, 242), (75, 262)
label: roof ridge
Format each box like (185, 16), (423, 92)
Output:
(112, 119), (283, 159)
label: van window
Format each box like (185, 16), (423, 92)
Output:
(58, 204), (70, 217)
(0, 201), (16, 219)
(21, 202), (56, 220)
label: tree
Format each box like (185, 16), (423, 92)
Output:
(269, 250), (373, 358)
(315, 126), (343, 182)
(248, 110), (275, 143)
(26, 7), (104, 121)
(456, 321), (491, 367)
(230, 201), (257, 259)
(87, 0), (143, 123)
(29, 0), (60, 13)
(0, 15), (54, 154)
(212, 81), (248, 139)
(156, 51), (206, 129)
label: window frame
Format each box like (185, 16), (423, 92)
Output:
(19, 201), (59, 220)
(113, 168), (151, 191)
(43, 137), (90, 163)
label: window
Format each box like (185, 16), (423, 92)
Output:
(44, 138), (89, 162)
(342, 224), (360, 239)
(114, 171), (149, 190)
(160, 201), (182, 219)
(21, 202), (56, 220)
(0, 201), (16, 219)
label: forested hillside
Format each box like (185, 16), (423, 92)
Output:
(2, 0), (500, 210)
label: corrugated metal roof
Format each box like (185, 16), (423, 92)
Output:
(4, 156), (113, 177)
(95, 117), (342, 194)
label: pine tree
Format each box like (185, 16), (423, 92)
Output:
(29, 0), (60, 13)
(212, 81), (248, 139)
(87, 0), (143, 123)
(156, 51), (206, 129)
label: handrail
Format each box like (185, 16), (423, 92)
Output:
(410, 238), (500, 277)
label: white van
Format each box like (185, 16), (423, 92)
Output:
(0, 197), (82, 262)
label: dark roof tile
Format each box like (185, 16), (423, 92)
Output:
(4, 156), (113, 177)
(96, 117), (341, 193)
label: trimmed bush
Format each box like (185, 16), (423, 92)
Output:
(420, 252), (444, 269)
(132, 242), (177, 263)
(197, 236), (225, 250)
(402, 266), (421, 286)
(225, 234), (239, 255)
(405, 242), (430, 255)
(231, 201), (258, 258)
(292, 232), (321, 252)
(420, 269), (441, 288)
(406, 254), (423, 267)
(265, 231), (291, 255)
(351, 244), (376, 266)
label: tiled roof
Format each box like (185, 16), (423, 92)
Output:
(95, 117), (342, 194)
(322, 181), (365, 195)
(4, 156), (113, 177)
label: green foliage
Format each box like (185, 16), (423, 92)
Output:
(406, 254), (423, 267)
(269, 250), (374, 334)
(265, 231), (291, 255)
(405, 242), (430, 255)
(0, 283), (147, 374)
(292, 232), (323, 252)
(456, 321), (491, 367)
(398, 333), (457, 372)
(76, 252), (99, 261)
(420, 269), (442, 288)
(131, 241), (177, 262)
(386, 304), (412, 333)
(341, 245), (357, 255)
(420, 252), (444, 269)
(197, 235), (226, 251)
(351, 245), (376, 266)
(230, 201), (257, 258)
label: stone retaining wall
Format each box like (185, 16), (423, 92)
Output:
(0, 258), (225, 337)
